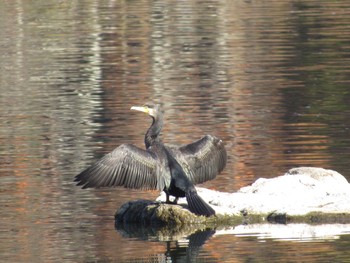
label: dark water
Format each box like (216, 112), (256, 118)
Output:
(1, 0), (350, 262)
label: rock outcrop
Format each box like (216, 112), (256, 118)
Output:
(116, 167), (350, 227)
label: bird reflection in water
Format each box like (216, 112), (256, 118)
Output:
(117, 227), (217, 263)
(75, 104), (227, 216)
(164, 230), (216, 262)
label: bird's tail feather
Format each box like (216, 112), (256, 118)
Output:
(186, 190), (215, 217)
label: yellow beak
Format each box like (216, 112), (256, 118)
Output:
(131, 106), (149, 114)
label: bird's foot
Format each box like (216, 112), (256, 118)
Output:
(165, 197), (179, 204)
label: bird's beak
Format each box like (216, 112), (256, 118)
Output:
(131, 106), (149, 114)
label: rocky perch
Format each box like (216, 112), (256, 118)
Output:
(115, 167), (350, 238)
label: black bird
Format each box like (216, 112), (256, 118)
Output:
(74, 104), (227, 217)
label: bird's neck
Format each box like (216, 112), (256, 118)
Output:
(145, 115), (163, 148)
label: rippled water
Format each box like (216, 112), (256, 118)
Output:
(1, 0), (350, 262)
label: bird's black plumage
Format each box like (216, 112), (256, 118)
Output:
(74, 104), (227, 217)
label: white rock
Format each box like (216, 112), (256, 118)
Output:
(157, 167), (350, 216)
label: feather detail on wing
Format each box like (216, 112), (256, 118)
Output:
(74, 144), (166, 191)
(166, 135), (227, 184)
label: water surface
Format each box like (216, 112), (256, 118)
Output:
(1, 0), (350, 262)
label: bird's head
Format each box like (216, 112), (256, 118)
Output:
(130, 103), (161, 118)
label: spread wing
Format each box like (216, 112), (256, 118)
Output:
(167, 135), (227, 184)
(74, 144), (166, 191)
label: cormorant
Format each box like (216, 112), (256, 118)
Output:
(74, 104), (227, 217)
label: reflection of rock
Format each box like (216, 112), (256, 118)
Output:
(219, 223), (350, 241)
(115, 167), (350, 229)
